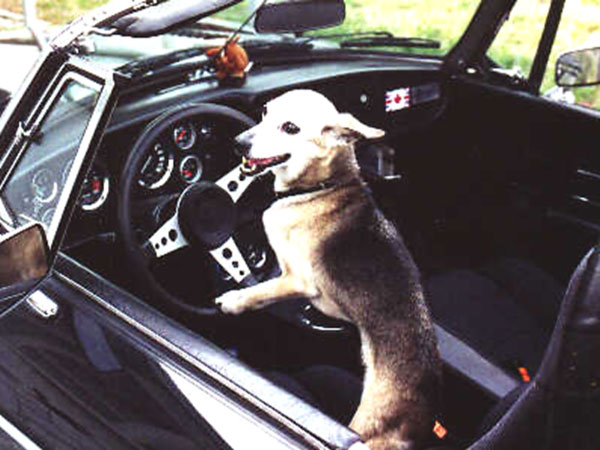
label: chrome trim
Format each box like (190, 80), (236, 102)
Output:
(0, 198), (15, 228)
(26, 290), (58, 319)
(81, 175), (110, 212)
(179, 154), (202, 184)
(161, 361), (306, 450)
(46, 73), (107, 245)
(0, 411), (43, 450)
(138, 143), (174, 190)
(0, 67), (106, 247)
(576, 168), (600, 181)
(53, 270), (331, 450)
(570, 194), (600, 209)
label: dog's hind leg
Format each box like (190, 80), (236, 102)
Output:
(350, 332), (433, 450)
(215, 275), (317, 314)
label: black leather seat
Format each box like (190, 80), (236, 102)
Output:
(470, 245), (600, 449)
(425, 261), (561, 375)
(270, 251), (596, 449)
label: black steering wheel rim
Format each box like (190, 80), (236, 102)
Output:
(118, 102), (256, 315)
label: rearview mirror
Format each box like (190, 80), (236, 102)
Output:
(0, 223), (49, 288)
(556, 47), (600, 88)
(255, 0), (345, 34)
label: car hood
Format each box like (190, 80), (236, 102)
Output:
(50, 0), (242, 48)
(112, 0), (243, 37)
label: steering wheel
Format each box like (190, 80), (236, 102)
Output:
(118, 103), (261, 315)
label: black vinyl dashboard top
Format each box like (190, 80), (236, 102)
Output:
(108, 56), (444, 135)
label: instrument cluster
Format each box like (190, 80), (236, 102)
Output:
(72, 118), (232, 215)
(135, 120), (221, 193)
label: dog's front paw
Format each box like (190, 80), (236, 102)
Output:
(215, 290), (250, 315)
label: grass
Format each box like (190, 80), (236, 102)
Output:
(1, 0), (599, 107)
(0, 0), (105, 24)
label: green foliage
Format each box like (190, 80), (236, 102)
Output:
(1, 0), (599, 108)
(0, 0), (105, 23)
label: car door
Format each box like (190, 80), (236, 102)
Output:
(0, 49), (360, 450)
(422, 0), (600, 278)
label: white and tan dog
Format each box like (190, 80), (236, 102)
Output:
(216, 90), (441, 450)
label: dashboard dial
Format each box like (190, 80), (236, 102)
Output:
(172, 122), (197, 151)
(179, 155), (203, 184)
(31, 168), (58, 203)
(41, 207), (55, 226)
(79, 165), (109, 211)
(138, 142), (174, 190)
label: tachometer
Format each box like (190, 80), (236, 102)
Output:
(179, 155), (203, 184)
(79, 165), (109, 211)
(172, 122), (197, 151)
(138, 142), (174, 190)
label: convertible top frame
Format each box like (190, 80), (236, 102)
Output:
(443, 0), (566, 94)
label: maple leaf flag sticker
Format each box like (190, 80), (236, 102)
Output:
(385, 87), (411, 112)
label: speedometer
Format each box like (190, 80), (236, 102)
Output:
(138, 142), (174, 190)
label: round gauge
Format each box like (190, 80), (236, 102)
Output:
(41, 207), (55, 226)
(172, 122), (197, 151)
(179, 155), (203, 184)
(31, 168), (58, 203)
(138, 142), (174, 190)
(79, 166), (109, 211)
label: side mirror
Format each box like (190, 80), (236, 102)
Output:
(556, 47), (600, 88)
(0, 223), (49, 289)
(255, 0), (345, 34)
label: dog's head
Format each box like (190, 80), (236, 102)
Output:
(236, 90), (384, 191)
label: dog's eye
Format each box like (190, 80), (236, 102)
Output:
(281, 121), (300, 135)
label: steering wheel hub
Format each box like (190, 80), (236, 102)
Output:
(178, 181), (236, 249)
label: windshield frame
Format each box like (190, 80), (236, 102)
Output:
(0, 56), (118, 255)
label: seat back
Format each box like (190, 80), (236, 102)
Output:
(470, 245), (600, 450)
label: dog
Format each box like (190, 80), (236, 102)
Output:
(215, 89), (441, 450)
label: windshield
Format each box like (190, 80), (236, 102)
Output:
(86, 0), (482, 68)
(218, 0), (481, 55)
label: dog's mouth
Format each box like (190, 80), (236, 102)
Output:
(241, 154), (291, 175)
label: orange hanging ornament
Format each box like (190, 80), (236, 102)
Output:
(206, 36), (249, 86)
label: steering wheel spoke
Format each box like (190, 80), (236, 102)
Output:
(147, 213), (189, 258)
(209, 237), (254, 284)
(215, 164), (256, 203)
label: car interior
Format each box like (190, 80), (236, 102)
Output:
(0, 1), (568, 442)
(48, 44), (600, 446)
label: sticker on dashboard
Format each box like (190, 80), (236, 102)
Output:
(385, 87), (411, 112)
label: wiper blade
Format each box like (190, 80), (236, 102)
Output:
(243, 39), (314, 54)
(118, 47), (209, 77)
(340, 36), (440, 49)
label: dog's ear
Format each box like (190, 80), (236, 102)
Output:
(322, 113), (385, 142)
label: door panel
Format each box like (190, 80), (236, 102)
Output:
(0, 275), (235, 449)
(444, 76), (600, 278)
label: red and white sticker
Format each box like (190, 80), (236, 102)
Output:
(385, 87), (411, 112)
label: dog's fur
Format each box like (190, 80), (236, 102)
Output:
(215, 90), (441, 450)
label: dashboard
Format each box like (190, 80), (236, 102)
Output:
(62, 58), (444, 247)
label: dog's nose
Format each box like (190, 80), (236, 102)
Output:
(234, 138), (251, 157)
(234, 129), (254, 156)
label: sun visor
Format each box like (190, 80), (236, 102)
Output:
(112, 0), (243, 37)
